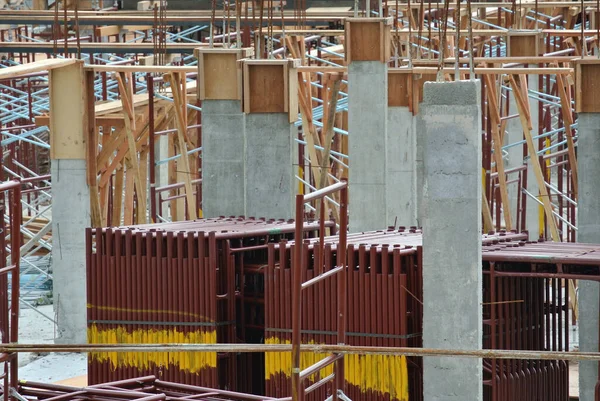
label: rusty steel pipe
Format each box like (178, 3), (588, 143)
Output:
(300, 266), (343, 290)
(303, 181), (347, 203)
(299, 355), (343, 380)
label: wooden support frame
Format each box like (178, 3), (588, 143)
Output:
(85, 70), (102, 228)
(195, 47), (254, 101)
(345, 17), (392, 63)
(555, 73), (579, 199)
(116, 72), (148, 225)
(2, 58), (78, 81)
(241, 58), (300, 123)
(165, 72), (198, 221)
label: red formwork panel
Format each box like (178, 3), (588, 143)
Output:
(265, 229), (423, 401)
(482, 240), (600, 401)
(86, 217), (332, 389)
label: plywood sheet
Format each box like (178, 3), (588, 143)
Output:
(348, 21), (381, 61)
(577, 63), (600, 112)
(49, 62), (88, 159)
(507, 34), (539, 57)
(202, 52), (239, 100)
(388, 73), (410, 107)
(247, 64), (285, 113)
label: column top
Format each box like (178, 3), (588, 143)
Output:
(422, 80), (482, 106)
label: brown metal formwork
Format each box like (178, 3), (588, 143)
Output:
(264, 229), (535, 401)
(265, 229), (424, 401)
(86, 217), (333, 390)
(482, 240), (600, 401)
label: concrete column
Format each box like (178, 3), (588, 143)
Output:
(505, 88), (523, 226)
(48, 62), (90, 344)
(196, 47), (253, 217)
(51, 160), (90, 343)
(505, 75), (540, 237)
(577, 112), (600, 401)
(387, 105), (417, 226)
(201, 100), (246, 217)
(244, 113), (296, 219)
(525, 75), (541, 239)
(419, 80), (483, 401)
(416, 110), (425, 227)
(154, 130), (169, 218)
(241, 59), (298, 220)
(348, 61), (388, 232)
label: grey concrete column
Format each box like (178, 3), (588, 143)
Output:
(577, 112), (600, 401)
(52, 159), (90, 344)
(154, 129), (169, 218)
(504, 75), (540, 237)
(505, 88), (523, 226)
(416, 110), (425, 227)
(419, 80), (483, 401)
(387, 105), (417, 226)
(244, 113), (296, 219)
(202, 100), (246, 217)
(348, 61), (388, 232)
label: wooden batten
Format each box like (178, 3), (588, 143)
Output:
(345, 17), (392, 63)
(388, 70), (411, 107)
(506, 31), (541, 57)
(574, 58), (600, 113)
(241, 59), (300, 123)
(195, 47), (254, 101)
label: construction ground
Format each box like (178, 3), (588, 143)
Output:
(0, 0), (599, 400)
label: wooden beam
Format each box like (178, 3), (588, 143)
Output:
(555, 73), (579, 200)
(95, 93), (153, 116)
(94, 25), (121, 37)
(0, 58), (78, 81)
(482, 186), (495, 233)
(35, 114), (126, 128)
(85, 70), (102, 228)
(86, 65), (196, 73)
